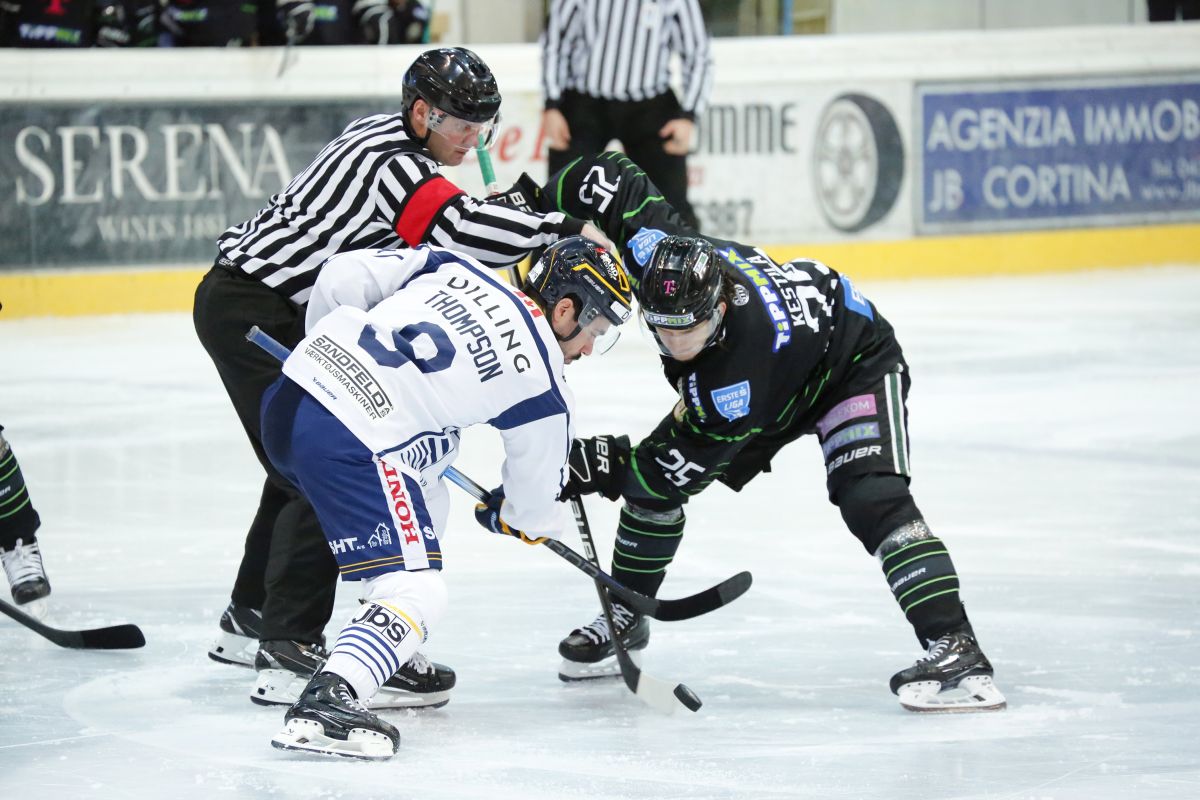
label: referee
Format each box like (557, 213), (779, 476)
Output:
(194, 47), (612, 696)
(541, 0), (713, 230)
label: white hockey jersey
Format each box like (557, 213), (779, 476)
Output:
(282, 245), (574, 540)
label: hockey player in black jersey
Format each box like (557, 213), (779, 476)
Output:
(517, 152), (1005, 712)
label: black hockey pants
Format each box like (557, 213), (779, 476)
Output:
(193, 264), (337, 643)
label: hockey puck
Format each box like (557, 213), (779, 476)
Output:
(674, 684), (703, 712)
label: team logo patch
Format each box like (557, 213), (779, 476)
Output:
(840, 274), (875, 320)
(732, 285), (750, 306)
(628, 227), (669, 268)
(710, 381), (751, 421)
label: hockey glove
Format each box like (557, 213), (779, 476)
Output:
(278, 0), (316, 44)
(488, 173), (553, 215)
(474, 488), (548, 546)
(561, 434), (631, 501)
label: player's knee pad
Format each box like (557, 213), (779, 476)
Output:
(833, 472), (922, 554)
(612, 502), (685, 597)
(361, 568), (448, 639)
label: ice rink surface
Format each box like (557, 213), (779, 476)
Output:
(2, 266), (1198, 800)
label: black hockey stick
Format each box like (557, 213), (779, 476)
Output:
(568, 495), (702, 714)
(443, 466), (748, 623)
(0, 597), (145, 650)
(244, 326), (753, 622)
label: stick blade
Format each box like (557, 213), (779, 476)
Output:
(626, 570), (753, 622)
(76, 624), (146, 650)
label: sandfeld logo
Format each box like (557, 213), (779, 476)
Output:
(812, 93), (904, 233)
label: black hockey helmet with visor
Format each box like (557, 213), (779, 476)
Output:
(639, 235), (725, 359)
(402, 47), (502, 151)
(523, 237), (634, 355)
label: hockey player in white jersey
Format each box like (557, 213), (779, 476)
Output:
(260, 237), (632, 760)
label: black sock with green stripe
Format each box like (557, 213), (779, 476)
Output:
(875, 519), (967, 645)
(610, 503), (685, 598)
(0, 432), (42, 550)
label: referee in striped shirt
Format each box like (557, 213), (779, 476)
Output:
(541, 0), (713, 230)
(194, 47), (613, 671)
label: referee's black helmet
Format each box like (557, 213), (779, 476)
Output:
(402, 47), (502, 123)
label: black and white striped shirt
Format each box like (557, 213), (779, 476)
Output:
(541, 0), (713, 118)
(217, 113), (581, 304)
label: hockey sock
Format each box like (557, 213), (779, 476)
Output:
(875, 520), (968, 645)
(323, 569), (447, 702)
(610, 503), (685, 598)
(0, 432), (41, 550)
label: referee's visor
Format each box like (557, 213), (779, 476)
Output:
(427, 107), (501, 152)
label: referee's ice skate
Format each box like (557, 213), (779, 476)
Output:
(207, 602), (263, 667)
(251, 638), (454, 710)
(890, 628), (1006, 712)
(271, 671), (399, 761)
(558, 601), (650, 681)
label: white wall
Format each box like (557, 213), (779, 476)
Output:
(832, 0), (1145, 34)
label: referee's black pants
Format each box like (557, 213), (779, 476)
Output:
(548, 89), (700, 230)
(193, 264), (337, 644)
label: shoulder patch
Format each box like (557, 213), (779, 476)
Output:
(628, 227), (669, 268)
(710, 380), (751, 422)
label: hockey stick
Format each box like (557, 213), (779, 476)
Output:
(441, 466), (748, 623)
(569, 495), (702, 714)
(244, 325), (751, 623)
(0, 596), (145, 650)
(476, 135), (523, 287)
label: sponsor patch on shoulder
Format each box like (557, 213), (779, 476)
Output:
(710, 380), (751, 421)
(840, 274), (874, 320)
(628, 227), (669, 268)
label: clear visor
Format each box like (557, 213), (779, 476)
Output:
(642, 308), (722, 360)
(576, 306), (622, 355)
(427, 107), (501, 152)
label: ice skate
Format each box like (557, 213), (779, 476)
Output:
(890, 628), (1006, 713)
(558, 601), (650, 681)
(207, 602), (263, 667)
(271, 671), (399, 761)
(252, 639), (454, 710)
(2, 538), (50, 607)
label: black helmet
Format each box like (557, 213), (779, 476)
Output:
(401, 47), (501, 123)
(639, 235), (723, 329)
(523, 237), (633, 344)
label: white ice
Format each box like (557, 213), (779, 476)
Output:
(2, 266), (1199, 800)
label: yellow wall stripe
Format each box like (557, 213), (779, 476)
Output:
(2, 224), (1198, 319)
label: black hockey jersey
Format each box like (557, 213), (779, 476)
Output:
(541, 152), (905, 506)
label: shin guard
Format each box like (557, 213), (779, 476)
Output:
(611, 503), (685, 597)
(875, 520), (967, 645)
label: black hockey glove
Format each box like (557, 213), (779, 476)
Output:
(488, 173), (553, 214)
(561, 434), (631, 502)
(278, 0), (316, 44)
(474, 488), (548, 545)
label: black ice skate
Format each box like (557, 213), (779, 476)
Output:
(1, 538), (50, 607)
(558, 601), (650, 681)
(207, 602), (264, 667)
(890, 628), (1006, 713)
(271, 671), (399, 761)
(252, 638), (454, 710)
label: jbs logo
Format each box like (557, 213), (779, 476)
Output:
(350, 603), (412, 646)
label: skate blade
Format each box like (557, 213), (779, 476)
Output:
(17, 597), (49, 621)
(271, 718), (395, 761)
(209, 630), (257, 668)
(368, 688), (451, 710)
(252, 670), (452, 710)
(557, 650), (642, 682)
(898, 675), (1007, 713)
